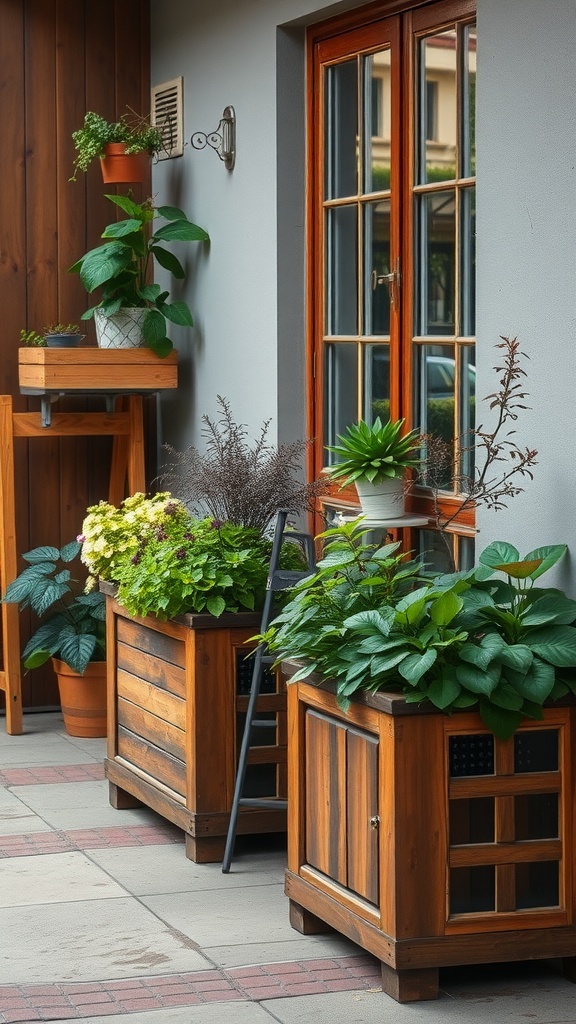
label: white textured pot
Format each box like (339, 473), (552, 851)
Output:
(94, 307), (147, 349)
(355, 476), (405, 519)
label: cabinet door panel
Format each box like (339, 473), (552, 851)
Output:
(305, 710), (347, 883)
(347, 726), (379, 904)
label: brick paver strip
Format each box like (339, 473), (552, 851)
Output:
(0, 958), (381, 1020)
(0, 822), (183, 858)
(0, 764), (105, 786)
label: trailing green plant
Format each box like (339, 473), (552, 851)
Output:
(69, 194), (209, 357)
(70, 110), (163, 180)
(159, 395), (326, 534)
(325, 416), (421, 487)
(260, 521), (576, 739)
(2, 540), (105, 674)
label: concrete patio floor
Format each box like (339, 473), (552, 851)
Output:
(1, 712), (575, 1023)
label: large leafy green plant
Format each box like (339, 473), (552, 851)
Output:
(69, 194), (209, 357)
(3, 541), (106, 674)
(326, 417), (421, 486)
(262, 522), (576, 738)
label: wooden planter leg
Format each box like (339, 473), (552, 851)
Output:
(380, 963), (439, 1002)
(185, 834), (227, 864)
(289, 899), (332, 935)
(108, 781), (142, 809)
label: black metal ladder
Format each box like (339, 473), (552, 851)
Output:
(222, 509), (316, 873)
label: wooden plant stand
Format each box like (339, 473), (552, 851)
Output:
(104, 591), (287, 862)
(285, 669), (576, 1002)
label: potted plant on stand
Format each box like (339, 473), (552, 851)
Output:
(260, 520), (576, 1001)
(325, 416), (421, 519)
(3, 540), (106, 737)
(70, 110), (164, 183)
(69, 194), (209, 357)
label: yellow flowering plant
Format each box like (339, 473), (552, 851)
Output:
(80, 492), (182, 586)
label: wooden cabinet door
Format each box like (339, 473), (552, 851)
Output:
(304, 709), (379, 905)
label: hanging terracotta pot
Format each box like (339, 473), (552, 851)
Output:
(99, 143), (150, 184)
(52, 659), (107, 737)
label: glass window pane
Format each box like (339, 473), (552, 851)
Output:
(514, 730), (559, 774)
(326, 206), (358, 335)
(418, 528), (455, 573)
(415, 191), (456, 336)
(460, 187), (476, 335)
(450, 797), (494, 844)
(516, 862), (559, 910)
(449, 734), (495, 778)
(364, 200), (391, 336)
(416, 345), (456, 472)
(363, 50), (391, 193)
(462, 25), (477, 178)
(363, 345), (390, 424)
(325, 60), (358, 200)
(324, 343), (358, 456)
(450, 866), (495, 915)
(515, 794), (558, 841)
(417, 31), (457, 185)
(460, 346), (476, 482)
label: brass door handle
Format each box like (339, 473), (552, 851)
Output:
(370, 815), (380, 830)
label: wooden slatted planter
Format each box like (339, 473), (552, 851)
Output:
(104, 590), (287, 863)
(285, 667), (576, 1003)
(18, 347), (178, 393)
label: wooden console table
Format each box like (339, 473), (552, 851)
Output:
(0, 349), (178, 734)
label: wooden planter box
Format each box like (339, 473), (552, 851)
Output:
(285, 666), (576, 1002)
(18, 347), (178, 393)
(104, 591), (287, 862)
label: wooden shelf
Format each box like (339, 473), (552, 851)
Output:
(18, 347), (178, 393)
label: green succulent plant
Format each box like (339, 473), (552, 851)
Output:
(326, 417), (421, 486)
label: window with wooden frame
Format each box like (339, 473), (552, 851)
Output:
(307, 0), (476, 569)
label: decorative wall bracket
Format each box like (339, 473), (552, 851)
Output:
(191, 105), (236, 170)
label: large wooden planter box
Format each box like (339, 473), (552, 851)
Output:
(18, 347), (178, 393)
(285, 666), (576, 1002)
(105, 592), (287, 862)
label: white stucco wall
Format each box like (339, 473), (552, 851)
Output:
(150, 0), (369, 453)
(475, 0), (576, 574)
(152, 0), (576, 580)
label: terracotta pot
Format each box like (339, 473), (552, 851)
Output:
(99, 143), (150, 184)
(52, 659), (107, 737)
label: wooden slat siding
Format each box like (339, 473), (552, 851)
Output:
(117, 673), (185, 732)
(117, 725), (186, 797)
(305, 710), (347, 886)
(117, 697), (185, 761)
(347, 726), (379, 906)
(117, 653), (186, 699)
(0, 0), (152, 710)
(117, 615), (186, 667)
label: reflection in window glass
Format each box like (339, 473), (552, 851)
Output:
(363, 50), (391, 193)
(461, 188), (476, 336)
(324, 343), (358, 457)
(324, 60), (358, 201)
(364, 201), (391, 336)
(463, 25), (477, 178)
(326, 206), (358, 336)
(363, 345), (390, 424)
(416, 343), (456, 464)
(460, 346), (476, 482)
(418, 31), (457, 185)
(514, 730), (559, 774)
(416, 191), (456, 336)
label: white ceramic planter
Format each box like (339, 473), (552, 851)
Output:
(355, 476), (405, 519)
(94, 307), (147, 349)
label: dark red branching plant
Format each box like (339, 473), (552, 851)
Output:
(420, 336), (538, 567)
(159, 396), (326, 535)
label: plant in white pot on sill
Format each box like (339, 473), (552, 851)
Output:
(325, 416), (421, 519)
(69, 194), (209, 357)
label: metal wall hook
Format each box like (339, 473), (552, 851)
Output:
(191, 105), (236, 170)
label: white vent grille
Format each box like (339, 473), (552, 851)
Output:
(151, 77), (183, 159)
